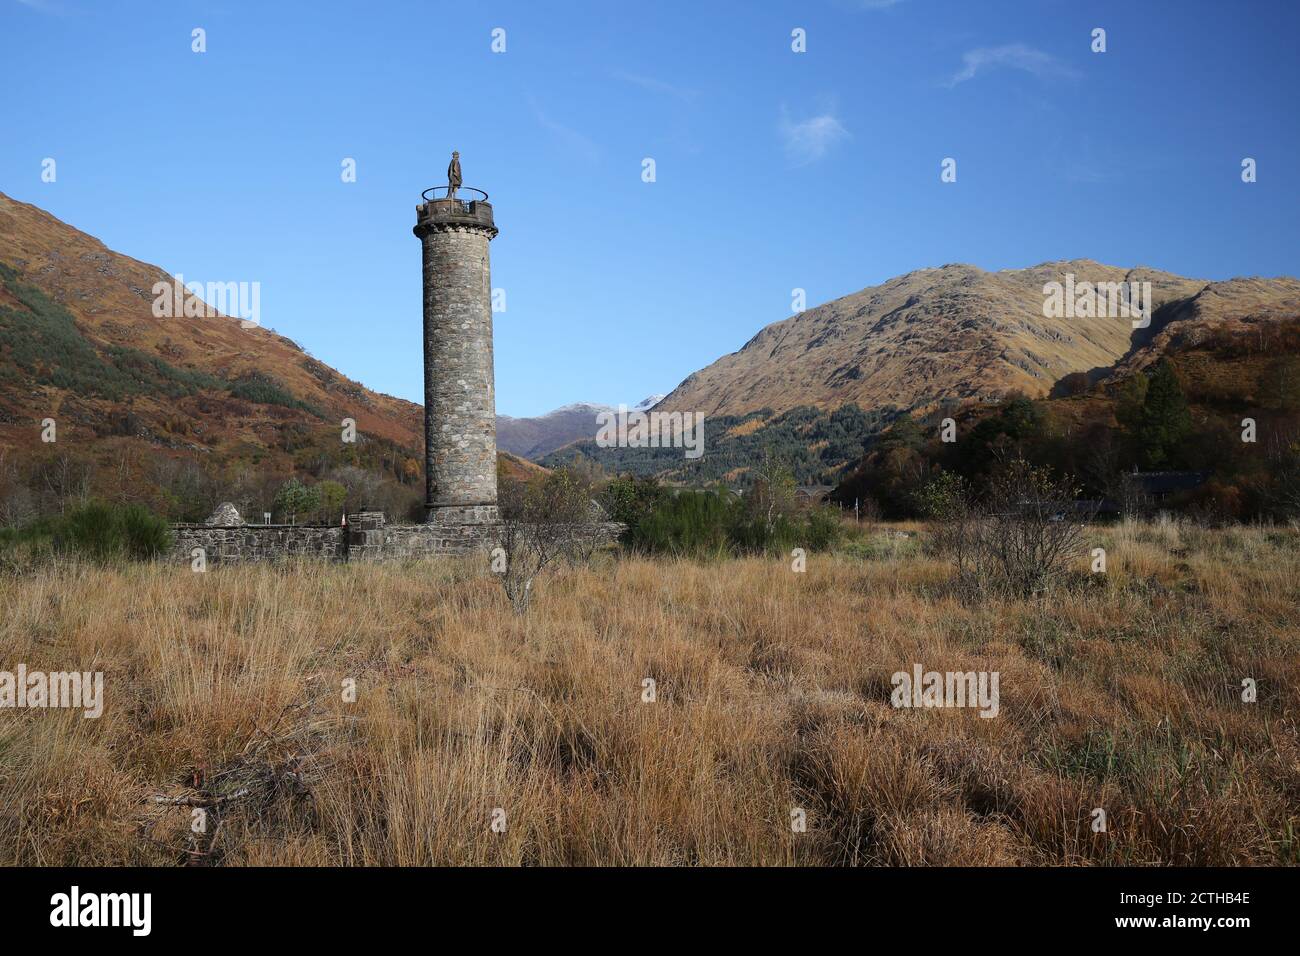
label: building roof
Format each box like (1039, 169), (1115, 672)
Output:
(794, 485), (835, 498)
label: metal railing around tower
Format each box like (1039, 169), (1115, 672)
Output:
(420, 185), (489, 215)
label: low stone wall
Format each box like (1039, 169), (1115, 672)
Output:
(172, 525), (345, 565)
(170, 513), (624, 566)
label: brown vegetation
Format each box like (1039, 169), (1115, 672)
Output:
(1, 519), (1296, 866)
(0, 192), (432, 522)
(656, 261), (1299, 420)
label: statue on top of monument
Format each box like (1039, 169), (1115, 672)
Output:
(447, 151), (462, 200)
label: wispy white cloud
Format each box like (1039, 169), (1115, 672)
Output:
(530, 98), (601, 165)
(614, 71), (698, 101)
(15, 0), (67, 14)
(779, 106), (849, 166)
(833, 0), (907, 9)
(945, 43), (1079, 87)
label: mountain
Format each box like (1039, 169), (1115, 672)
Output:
(833, 306), (1300, 521)
(497, 403), (611, 460)
(0, 192), (448, 522)
(497, 394), (667, 460)
(656, 261), (1234, 418)
(7, 188), (1293, 514)
(1101, 275), (1300, 380)
(0, 192), (423, 442)
(557, 262), (1298, 488)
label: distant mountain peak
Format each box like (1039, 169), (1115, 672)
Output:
(496, 393), (667, 459)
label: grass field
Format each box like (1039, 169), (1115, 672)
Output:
(1, 519), (1297, 866)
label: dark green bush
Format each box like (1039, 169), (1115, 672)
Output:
(24, 502), (175, 563)
(120, 504), (175, 559)
(629, 489), (736, 558)
(600, 475), (671, 530)
(803, 507), (844, 552)
(59, 502), (127, 560)
(625, 488), (844, 559)
(728, 512), (798, 554)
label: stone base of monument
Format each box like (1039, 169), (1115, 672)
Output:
(424, 504), (501, 526)
(418, 505), (503, 556)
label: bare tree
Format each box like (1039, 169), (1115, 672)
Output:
(1081, 426), (1129, 507)
(1265, 424), (1300, 519)
(326, 465), (383, 513)
(912, 471), (980, 585)
(0, 449), (37, 527)
(922, 457), (1092, 596)
(746, 448), (797, 536)
(35, 451), (94, 513)
(495, 470), (601, 615)
(976, 457), (1092, 596)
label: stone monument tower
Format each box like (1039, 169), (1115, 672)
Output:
(413, 160), (500, 525)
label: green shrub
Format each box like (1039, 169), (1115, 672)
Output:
(120, 504), (175, 559)
(626, 489), (844, 559)
(600, 475), (670, 529)
(802, 507), (844, 552)
(59, 502), (126, 560)
(629, 489), (735, 559)
(4, 502), (176, 564)
(728, 511), (797, 554)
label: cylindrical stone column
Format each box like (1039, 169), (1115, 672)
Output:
(413, 191), (500, 524)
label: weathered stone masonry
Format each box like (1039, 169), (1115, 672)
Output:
(172, 512), (503, 565)
(171, 512), (623, 566)
(414, 196), (500, 525)
(172, 523), (346, 564)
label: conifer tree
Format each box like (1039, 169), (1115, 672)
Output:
(1137, 360), (1192, 468)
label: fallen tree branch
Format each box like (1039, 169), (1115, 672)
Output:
(148, 787), (252, 808)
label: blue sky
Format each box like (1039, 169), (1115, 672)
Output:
(3, 0), (1297, 416)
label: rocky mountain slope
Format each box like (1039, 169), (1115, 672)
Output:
(497, 403), (611, 460)
(1103, 276), (1300, 379)
(497, 395), (665, 460)
(653, 261), (1295, 418)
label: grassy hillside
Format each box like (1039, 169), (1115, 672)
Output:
(655, 261), (1213, 419)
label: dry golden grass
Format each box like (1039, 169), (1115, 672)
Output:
(1, 521), (1297, 866)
